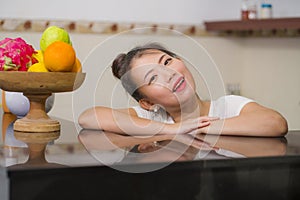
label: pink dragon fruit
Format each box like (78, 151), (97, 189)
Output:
(0, 37), (37, 71)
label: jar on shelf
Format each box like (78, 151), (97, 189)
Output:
(260, 3), (272, 19)
(241, 0), (257, 20)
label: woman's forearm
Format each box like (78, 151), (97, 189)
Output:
(195, 134), (287, 157)
(78, 106), (177, 135)
(78, 106), (213, 136)
(207, 108), (288, 137)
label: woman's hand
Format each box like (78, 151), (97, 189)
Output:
(138, 134), (214, 153)
(163, 116), (219, 135)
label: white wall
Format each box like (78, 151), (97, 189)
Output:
(241, 38), (300, 130)
(1, 0), (300, 24)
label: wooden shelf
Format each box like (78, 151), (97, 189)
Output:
(204, 17), (300, 37)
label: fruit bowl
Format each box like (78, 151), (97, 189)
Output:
(0, 71), (85, 93)
(0, 71), (86, 132)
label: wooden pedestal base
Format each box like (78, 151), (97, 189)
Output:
(13, 93), (60, 132)
(14, 117), (60, 132)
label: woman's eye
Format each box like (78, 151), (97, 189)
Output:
(164, 58), (172, 66)
(148, 75), (157, 85)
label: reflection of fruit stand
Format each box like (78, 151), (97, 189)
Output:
(2, 112), (17, 142)
(1, 112), (61, 167)
(1, 113), (26, 167)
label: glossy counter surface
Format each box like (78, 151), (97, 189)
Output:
(1, 112), (300, 200)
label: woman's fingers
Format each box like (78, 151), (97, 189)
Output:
(194, 116), (220, 129)
(197, 121), (210, 128)
(174, 116), (219, 135)
(197, 116), (219, 122)
(193, 116), (218, 128)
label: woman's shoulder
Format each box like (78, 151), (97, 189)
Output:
(209, 95), (255, 118)
(214, 95), (254, 103)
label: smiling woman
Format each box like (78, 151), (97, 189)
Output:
(78, 43), (288, 137)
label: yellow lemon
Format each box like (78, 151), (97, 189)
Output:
(32, 50), (44, 63)
(28, 62), (49, 72)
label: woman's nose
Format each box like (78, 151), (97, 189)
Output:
(167, 73), (176, 83)
(160, 67), (176, 83)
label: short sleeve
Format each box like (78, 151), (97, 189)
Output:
(209, 95), (254, 119)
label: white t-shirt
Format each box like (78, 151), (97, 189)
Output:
(132, 95), (254, 123)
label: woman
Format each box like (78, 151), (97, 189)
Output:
(79, 43), (288, 137)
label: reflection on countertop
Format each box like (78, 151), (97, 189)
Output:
(0, 112), (299, 171)
(0, 113), (98, 168)
(78, 129), (287, 168)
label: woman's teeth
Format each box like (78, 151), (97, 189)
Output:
(173, 77), (185, 92)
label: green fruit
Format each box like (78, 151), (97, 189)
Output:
(40, 26), (71, 52)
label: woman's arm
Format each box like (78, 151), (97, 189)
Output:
(78, 129), (210, 152)
(206, 102), (288, 137)
(78, 106), (213, 135)
(195, 134), (287, 157)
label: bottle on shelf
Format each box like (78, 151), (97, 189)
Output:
(241, 0), (257, 20)
(260, 3), (272, 19)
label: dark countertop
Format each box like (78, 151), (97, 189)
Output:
(1, 112), (300, 200)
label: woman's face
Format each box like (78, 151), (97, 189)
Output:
(130, 50), (196, 107)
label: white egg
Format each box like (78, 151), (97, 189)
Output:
(5, 92), (54, 118)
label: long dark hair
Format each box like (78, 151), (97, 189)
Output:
(111, 43), (177, 102)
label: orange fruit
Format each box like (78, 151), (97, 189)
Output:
(44, 41), (76, 72)
(1, 90), (10, 113)
(71, 57), (82, 72)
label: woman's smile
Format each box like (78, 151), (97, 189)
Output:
(172, 76), (186, 93)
